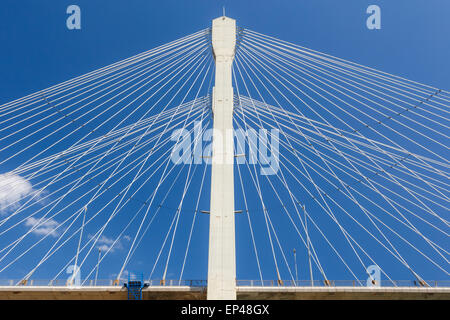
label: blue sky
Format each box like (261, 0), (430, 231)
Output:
(1, 0), (450, 102)
(0, 1), (448, 284)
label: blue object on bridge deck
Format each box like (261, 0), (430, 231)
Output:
(125, 273), (145, 300)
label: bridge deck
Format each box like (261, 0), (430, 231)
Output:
(0, 286), (449, 300)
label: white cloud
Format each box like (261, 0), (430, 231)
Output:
(94, 234), (130, 253)
(110, 270), (135, 280)
(0, 173), (33, 214)
(24, 216), (60, 237)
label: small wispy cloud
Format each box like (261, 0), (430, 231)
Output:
(110, 270), (135, 281)
(0, 173), (33, 214)
(24, 216), (60, 237)
(94, 234), (130, 253)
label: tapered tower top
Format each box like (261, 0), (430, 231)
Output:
(211, 16), (236, 59)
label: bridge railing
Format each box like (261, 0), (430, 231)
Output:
(0, 279), (125, 287)
(236, 280), (450, 287)
(0, 279), (449, 287)
(0, 279), (208, 287)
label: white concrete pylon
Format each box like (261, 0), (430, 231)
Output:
(207, 16), (237, 300)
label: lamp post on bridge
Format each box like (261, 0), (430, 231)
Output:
(294, 248), (298, 286)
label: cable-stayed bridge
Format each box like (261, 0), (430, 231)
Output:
(0, 16), (449, 300)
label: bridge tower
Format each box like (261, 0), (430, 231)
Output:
(207, 15), (237, 300)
